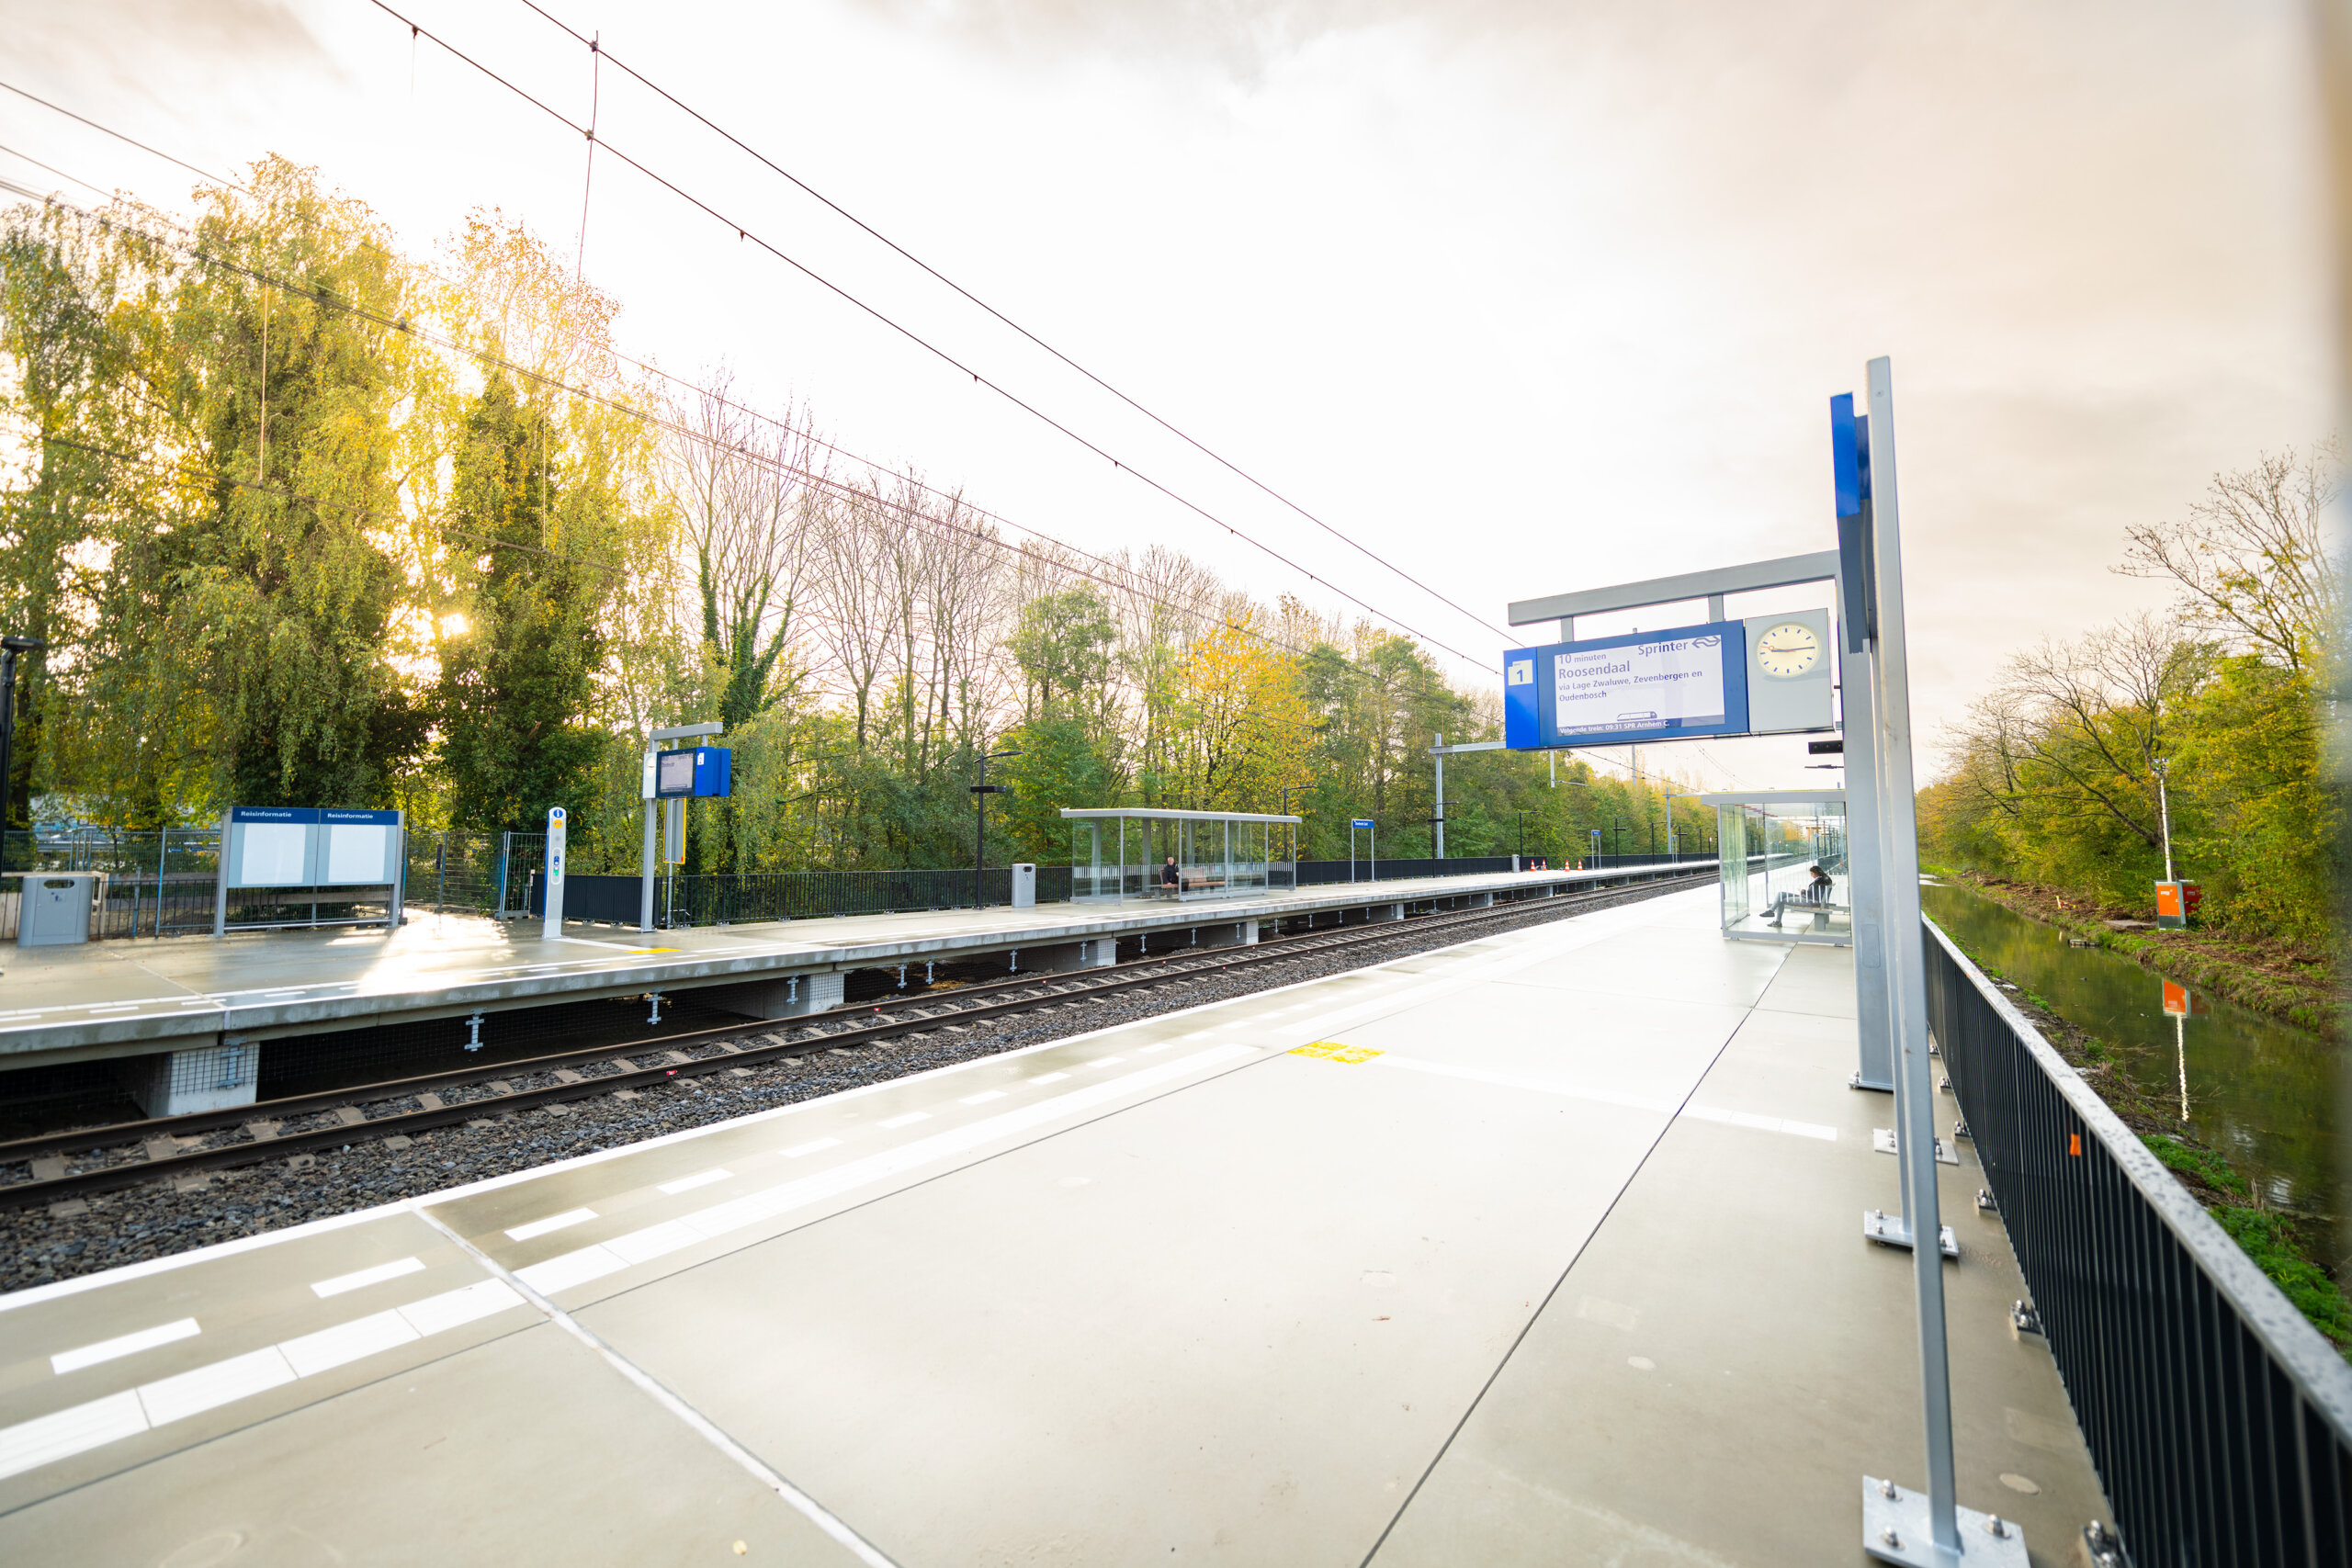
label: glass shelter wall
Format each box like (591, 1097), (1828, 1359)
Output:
(1712, 796), (1849, 944)
(1065, 809), (1298, 902)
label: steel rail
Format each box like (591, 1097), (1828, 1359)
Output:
(0, 874), (1705, 1208)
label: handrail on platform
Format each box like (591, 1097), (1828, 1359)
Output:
(1923, 917), (2352, 1565)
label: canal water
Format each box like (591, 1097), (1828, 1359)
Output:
(1919, 878), (2342, 1220)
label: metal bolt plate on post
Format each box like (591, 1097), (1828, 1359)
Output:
(1872, 1128), (1959, 1165)
(1863, 1209), (1959, 1258)
(1862, 1478), (2027, 1567)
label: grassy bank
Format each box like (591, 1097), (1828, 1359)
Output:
(1932, 869), (2341, 1040)
(1936, 930), (2352, 1359)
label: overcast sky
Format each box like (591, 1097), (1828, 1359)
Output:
(0, 0), (2331, 791)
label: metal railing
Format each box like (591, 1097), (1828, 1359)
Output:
(1923, 917), (2352, 1565)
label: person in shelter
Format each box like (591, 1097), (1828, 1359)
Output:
(1160, 855), (1181, 897)
(1804, 864), (1835, 903)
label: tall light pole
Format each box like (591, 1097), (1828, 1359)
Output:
(971, 747), (1022, 908)
(2152, 756), (2176, 884)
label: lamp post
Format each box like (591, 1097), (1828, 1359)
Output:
(971, 747), (1022, 908)
(0, 636), (46, 861)
(2154, 757), (2173, 884)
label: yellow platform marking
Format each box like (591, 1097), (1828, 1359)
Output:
(1290, 1042), (1385, 1065)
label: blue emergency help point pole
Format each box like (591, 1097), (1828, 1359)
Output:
(542, 806), (568, 941)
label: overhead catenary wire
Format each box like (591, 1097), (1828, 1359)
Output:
(0, 122), (1701, 828)
(0, 88), (1502, 710)
(3, 184), (1336, 670)
(357, 0), (1498, 669)
(0, 166), (1675, 795)
(6, 141), (1385, 670)
(512, 0), (1517, 649)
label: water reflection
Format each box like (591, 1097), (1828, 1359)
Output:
(1920, 880), (2341, 1220)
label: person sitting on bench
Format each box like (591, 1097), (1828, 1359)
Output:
(1804, 864), (1834, 903)
(1159, 856), (1181, 898)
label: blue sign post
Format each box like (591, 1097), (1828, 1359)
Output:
(1349, 818), (1375, 882)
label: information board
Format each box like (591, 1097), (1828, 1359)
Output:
(222, 806), (403, 888)
(1505, 621), (1751, 750)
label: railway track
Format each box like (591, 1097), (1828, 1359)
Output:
(0, 873), (1708, 1209)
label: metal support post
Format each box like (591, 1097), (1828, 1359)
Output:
(211, 807), (232, 937)
(1841, 564), (1894, 1093)
(1432, 734), (1444, 861)
(1855, 357), (2012, 1568)
(640, 796), (657, 932)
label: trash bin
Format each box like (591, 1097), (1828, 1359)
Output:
(18, 873), (104, 947)
(1010, 863), (1036, 908)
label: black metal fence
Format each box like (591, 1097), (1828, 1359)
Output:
(2, 828), (1711, 941)
(530, 864), (1083, 929)
(1295, 852), (1710, 884)
(1923, 917), (2352, 1566)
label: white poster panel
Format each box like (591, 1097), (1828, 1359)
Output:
(239, 823), (311, 886)
(324, 823), (390, 885)
(1553, 630), (1728, 736)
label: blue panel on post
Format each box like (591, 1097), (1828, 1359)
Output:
(1503, 649), (1541, 748)
(691, 746), (733, 797)
(1832, 393), (1875, 655)
(1831, 393), (1863, 517)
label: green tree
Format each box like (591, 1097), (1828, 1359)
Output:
(435, 374), (608, 829)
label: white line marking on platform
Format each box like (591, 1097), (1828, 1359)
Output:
(1681, 1105), (1838, 1141)
(277, 1310), (420, 1378)
(396, 1279), (525, 1337)
(1084, 1056), (1125, 1069)
(659, 1168), (732, 1195)
(782, 1137), (842, 1158)
(1027, 1072), (1069, 1085)
(0, 1391), (146, 1479)
(414, 1210), (903, 1568)
(958, 1090), (1006, 1105)
(0, 1279), (532, 1483)
(492, 1046), (1262, 1320)
(504, 1207), (596, 1242)
(50, 1318), (200, 1375)
(137, 1347), (297, 1427)
(1136, 1042), (1171, 1054)
(879, 1111), (931, 1129)
(310, 1257), (425, 1298)
(514, 1246), (627, 1294)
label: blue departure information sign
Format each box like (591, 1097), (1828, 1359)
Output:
(1503, 620), (1752, 750)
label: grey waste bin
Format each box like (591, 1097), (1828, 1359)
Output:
(1010, 863), (1036, 908)
(18, 873), (103, 947)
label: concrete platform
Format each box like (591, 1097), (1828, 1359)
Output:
(0, 886), (2105, 1563)
(0, 863), (1697, 1103)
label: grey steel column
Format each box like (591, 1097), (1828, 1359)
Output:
(639, 795), (656, 932)
(1866, 355), (1960, 1562)
(1839, 567), (1895, 1093)
(1432, 735), (1445, 861)
(212, 807), (232, 937)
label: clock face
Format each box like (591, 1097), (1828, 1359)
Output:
(1755, 621), (1821, 679)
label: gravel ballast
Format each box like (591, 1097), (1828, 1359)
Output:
(3, 881), (1694, 1290)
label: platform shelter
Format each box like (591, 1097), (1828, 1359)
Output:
(1062, 807), (1300, 902)
(1702, 790), (1849, 945)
